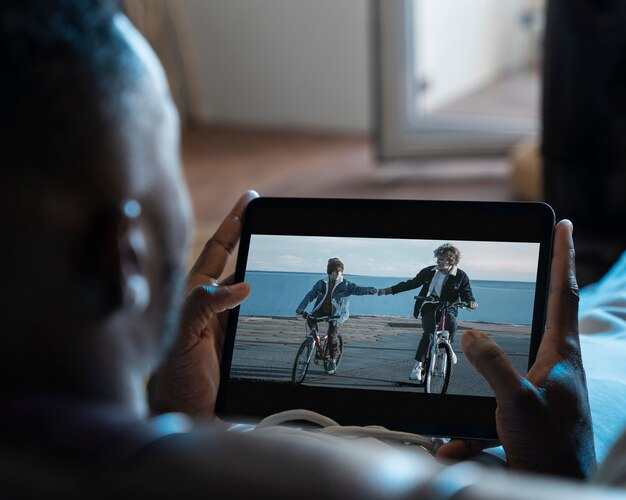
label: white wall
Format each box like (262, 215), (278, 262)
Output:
(415, 0), (537, 112)
(183, 0), (371, 132)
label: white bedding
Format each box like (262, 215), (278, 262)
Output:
(580, 250), (626, 464)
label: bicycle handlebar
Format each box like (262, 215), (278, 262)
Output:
(413, 297), (472, 309)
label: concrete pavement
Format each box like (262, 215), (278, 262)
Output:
(231, 315), (532, 397)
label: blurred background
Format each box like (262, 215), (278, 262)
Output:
(122, 0), (625, 285)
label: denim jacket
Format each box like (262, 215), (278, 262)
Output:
(297, 276), (373, 325)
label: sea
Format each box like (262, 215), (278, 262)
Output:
(239, 271), (536, 325)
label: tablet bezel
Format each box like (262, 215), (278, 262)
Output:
(217, 197), (555, 439)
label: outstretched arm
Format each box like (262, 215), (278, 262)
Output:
(437, 220), (597, 478)
(147, 191), (258, 418)
(349, 283), (378, 295)
(380, 268), (429, 295)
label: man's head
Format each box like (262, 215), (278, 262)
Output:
(433, 244), (460, 272)
(1, 1), (192, 400)
(327, 257), (344, 282)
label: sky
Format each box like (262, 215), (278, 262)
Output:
(246, 235), (540, 282)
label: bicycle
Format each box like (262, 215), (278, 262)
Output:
(291, 313), (344, 384)
(416, 298), (471, 394)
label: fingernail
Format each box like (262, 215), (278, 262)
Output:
(465, 330), (482, 340)
(462, 330), (482, 349)
(202, 285), (217, 294)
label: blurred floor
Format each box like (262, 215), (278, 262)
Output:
(182, 125), (618, 286)
(182, 125), (515, 274)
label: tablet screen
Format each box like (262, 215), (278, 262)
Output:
(233, 235), (539, 398)
(217, 198), (554, 438)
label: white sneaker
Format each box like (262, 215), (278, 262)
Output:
(450, 349), (458, 365)
(409, 362), (423, 382)
(326, 358), (337, 375)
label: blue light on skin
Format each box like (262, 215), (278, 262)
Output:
(123, 199), (141, 218)
(428, 461), (482, 498)
(149, 412), (193, 436)
(370, 451), (438, 495)
(202, 285), (218, 294)
(548, 361), (569, 381)
(547, 361), (597, 474)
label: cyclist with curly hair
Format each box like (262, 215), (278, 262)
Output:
(378, 243), (478, 381)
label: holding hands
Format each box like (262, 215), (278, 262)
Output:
(377, 288), (391, 296)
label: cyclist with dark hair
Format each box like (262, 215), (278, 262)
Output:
(378, 243), (478, 381)
(296, 258), (377, 374)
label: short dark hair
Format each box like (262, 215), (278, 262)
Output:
(327, 257), (344, 274)
(1, 0), (141, 192)
(0, 1), (149, 319)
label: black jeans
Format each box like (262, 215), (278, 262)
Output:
(307, 311), (340, 358)
(415, 303), (457, 362)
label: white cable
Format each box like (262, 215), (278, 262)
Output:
(256, 409), (340, 429)
(253, 408), (443, 455)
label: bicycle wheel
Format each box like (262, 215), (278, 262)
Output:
(292, 337), (315, 384)
(425, 342), (452, 394)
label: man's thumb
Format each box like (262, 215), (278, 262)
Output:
(199, 282), (251, 314)
(461, 330), (523, 401)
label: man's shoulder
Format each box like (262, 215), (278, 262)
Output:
(450, 268), (471, 284)
(454, 268), (469, 278)
(418, 266), (437, 275)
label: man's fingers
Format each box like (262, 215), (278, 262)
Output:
(181, 282), (251, 336)
(201, 282), (251, 316)
(543, 219), (579, 348)
(436, 439), (474, 461)
(436, 439), (498, 461)
(188, 191), (258, 287)
(461, 330), (524, 401)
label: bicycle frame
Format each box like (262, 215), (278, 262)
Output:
(430, 303), (452, 352)
(426, 304), (448, 365)
(291, 313), (343, 384)
(303, 314), (337, 361)
(418, 299), (468, 394)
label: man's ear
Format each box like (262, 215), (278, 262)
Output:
(92, 199), (150, 317)
(116, 200), (150, 314)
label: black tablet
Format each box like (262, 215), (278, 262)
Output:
(217, 197), (555, 439)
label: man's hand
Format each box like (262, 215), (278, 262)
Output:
(468, 301), (478, 309)
(295, 307), (304, 316)
(368, 288), (377, 295)
(377, 288), (391, 296)
(147, 191), (258, 418)
(437, 220), (597, 478)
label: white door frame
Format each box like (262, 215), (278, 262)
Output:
(372, 0), (537, 161)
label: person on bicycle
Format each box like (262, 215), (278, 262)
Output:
(378, 244), (478, 381)
(295, 258), (377, 375)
